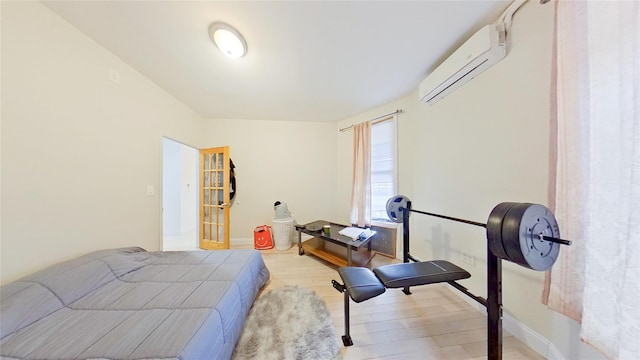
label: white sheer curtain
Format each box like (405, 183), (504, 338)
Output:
(546, 1), (640, 359)
(350, 121), (372, 227)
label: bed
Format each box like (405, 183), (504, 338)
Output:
(0, 247), (270, 360)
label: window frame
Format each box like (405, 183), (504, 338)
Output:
(370, 114), (398, 226)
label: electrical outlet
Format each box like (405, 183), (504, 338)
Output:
(109, 68), (121, 84)
(462, 253), (475, 266)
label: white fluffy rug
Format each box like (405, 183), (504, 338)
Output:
(232, 285), (342, 360)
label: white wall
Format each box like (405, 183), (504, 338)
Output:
(337, 2), (603, 359)
(0, 1), (205, 284)
(202, 119), (336, 242)
(411, 0), (554, 339)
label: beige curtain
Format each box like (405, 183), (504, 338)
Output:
(350, 121), (372, 227)
(542, 0), (587, 323)
(545, 1), (640, 358)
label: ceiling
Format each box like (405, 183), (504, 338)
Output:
(43, 1), (511, 123)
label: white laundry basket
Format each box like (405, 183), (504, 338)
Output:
(272, 217), (294, 250)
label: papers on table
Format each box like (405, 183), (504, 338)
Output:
(338, 227), (373, 240)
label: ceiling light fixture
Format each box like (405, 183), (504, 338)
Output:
(209, 22), (247, 59)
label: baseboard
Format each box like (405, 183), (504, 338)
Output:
(232, 236), (302, 247)
(546, 342), (566, 360)
(232, 237), (254, 246)
(445, 284), (552, 359)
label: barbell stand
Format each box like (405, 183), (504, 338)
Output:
(401, 200), (502, 360)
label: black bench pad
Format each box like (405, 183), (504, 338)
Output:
(338, 267), (386, 303)
(373, 260), (471, 289)
(338, 260), (470, 303)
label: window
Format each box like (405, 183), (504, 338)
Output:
(370, 116), (397, 223)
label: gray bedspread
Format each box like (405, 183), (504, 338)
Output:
(0, 247), (270, 360)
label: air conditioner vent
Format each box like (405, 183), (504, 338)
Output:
(419, 23), (507, 105)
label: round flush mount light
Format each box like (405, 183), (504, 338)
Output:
(209, 22), (247, 59)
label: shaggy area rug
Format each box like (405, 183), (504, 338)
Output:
(232, 285), (342, 360)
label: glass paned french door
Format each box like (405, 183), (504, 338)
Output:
(199, 146), (230, 250)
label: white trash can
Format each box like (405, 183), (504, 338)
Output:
(272, 217), (294, 250)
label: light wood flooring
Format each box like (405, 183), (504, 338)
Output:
(242, 244), (545, 360)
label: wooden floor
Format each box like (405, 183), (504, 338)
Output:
(240, 244), (545, 360)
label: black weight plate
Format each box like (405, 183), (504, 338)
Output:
(386, 195), (411, 223)
(501, 203), (531, 267)
(501, 203), (561, 271)
(519, 204), (561, 271)
(486, 202), (516, 260)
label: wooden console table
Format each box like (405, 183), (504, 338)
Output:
(296, 221), (376, 267)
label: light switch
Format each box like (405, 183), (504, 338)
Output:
(146, 185), (155, 196)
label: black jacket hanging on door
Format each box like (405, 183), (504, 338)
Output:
(230, 159), (236, 200)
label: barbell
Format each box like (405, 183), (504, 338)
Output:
(386, 195), (572, 271)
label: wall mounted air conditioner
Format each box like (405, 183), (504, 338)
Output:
(419, 23), (506, 105)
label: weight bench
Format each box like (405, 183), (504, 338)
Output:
(331, 196), (570, 359)
(332, 260), (471, 346)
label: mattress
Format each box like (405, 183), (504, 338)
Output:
(0, 247), (270, 360)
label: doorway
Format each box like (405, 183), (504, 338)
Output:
(162, 137), (199, 250)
